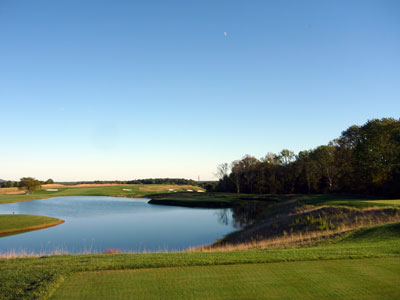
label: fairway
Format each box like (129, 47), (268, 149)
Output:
(50, 258), (400, 300)
(0, 184), (203, 204)
(363, 199), (400, 206)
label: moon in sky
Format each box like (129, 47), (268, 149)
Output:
(224, 32), (227, 37)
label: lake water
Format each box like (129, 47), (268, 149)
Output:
(0, 196), (240, 254)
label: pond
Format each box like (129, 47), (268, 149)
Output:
(0, 196), (243, 254)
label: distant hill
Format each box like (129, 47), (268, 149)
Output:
(0, 179), (5, 183)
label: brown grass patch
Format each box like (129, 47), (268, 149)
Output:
(42, 184), (66, 188)
(0, 188), (26, 195)
(139, 185), (201, 192)
(103, 248), (121, 254)
(70, 183), (129, 188)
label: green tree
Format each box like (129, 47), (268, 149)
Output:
(19, 177), (42, 194)
(352, 118), (400, 194)
(4, 181), (13, 188)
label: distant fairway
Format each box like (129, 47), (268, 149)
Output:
(0, 184), (203, 204)
(50, 258), (400, 300)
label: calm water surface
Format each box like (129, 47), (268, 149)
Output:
(0, 196), (240, 253)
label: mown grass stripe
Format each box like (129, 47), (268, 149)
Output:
(49, 258), (400, 300)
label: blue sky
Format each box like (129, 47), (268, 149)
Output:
(1, 0), (399, 181)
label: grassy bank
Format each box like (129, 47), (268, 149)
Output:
(209, 194), (400, 250)
(0, 215), (64, 237)
(1, 222), (399, 300)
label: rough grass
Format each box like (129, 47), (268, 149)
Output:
(49, 258), (400, 300)
(0, 184), (202, 204)
(1, 222), (399, 300)
(0, 215), (64, 237)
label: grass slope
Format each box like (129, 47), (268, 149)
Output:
(1, 222), (399, 300)
(0, 215), (64, 237)
(50, 258), (400, 300)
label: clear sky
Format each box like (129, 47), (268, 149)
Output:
(1, 0), (399, 181)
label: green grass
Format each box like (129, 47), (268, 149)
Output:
(338, 222), (400, 243)
(0, 185), (201, 204)
(363, 199), (400, 206)
(1, 222), (400, 300)
(50, 258), (400, 300)
(300, 194), (400, 208)
(0, 215), (64, 237)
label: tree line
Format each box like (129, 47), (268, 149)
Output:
(126, 178), (197, 185)
(0, 178), (53, 188)
(211, 118), (400, 197)
(68, 178), (198, 185)
(0, 178), (197, 189)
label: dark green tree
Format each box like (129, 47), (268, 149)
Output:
(19, 177), (42, 194)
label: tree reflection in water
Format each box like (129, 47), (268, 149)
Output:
(215, 201), (269, 229)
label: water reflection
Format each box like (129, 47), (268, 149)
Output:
(0, 196), (266, 253)
(0, 196), (238, 253)
(231, 201), (268, 228)
(216, 201), (268, 228)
